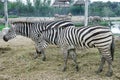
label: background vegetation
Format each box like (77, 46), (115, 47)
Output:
(0, 0), (120, 30)
(0, 0), (120, 17)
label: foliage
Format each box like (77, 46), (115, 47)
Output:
(0, 2), (4, 16)
(70, 5), (84, 15)
(98, 21), (109, 26)
(102, 7), (115, 17)
(0, 1), (120, 17)
(89, 1), (120, 17)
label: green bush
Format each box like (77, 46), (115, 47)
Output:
(99, 21), (109, 26)
(0, 15), (18, 18)
(74, 22), (84, 27)
(0, 24), (5, 31)
(0, 15), (3, 18)
(88, 21), (109, 26)
(8, 15), (18, 18)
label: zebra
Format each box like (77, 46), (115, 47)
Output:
(37, 26), (114, 77)
(3, 20), (75, 61)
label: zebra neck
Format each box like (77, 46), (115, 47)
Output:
(44, 29), (59, 45)
(16, 26), (31, 38)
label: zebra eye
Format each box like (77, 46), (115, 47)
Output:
(38, 34), (41, 37)
(8, 30), (11, 33)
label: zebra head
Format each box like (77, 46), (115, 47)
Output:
(3, 24), (16, 42)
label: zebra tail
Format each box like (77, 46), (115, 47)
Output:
(111, 35), (115, 61)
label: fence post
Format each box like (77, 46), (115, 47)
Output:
(4, 0), (8, 28)
(2, 0), (9, 36)
(84, 0), (88, 26)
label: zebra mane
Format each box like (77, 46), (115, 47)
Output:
(11, 21), (36, 24)
(10, 21), (50, 30)
(10, 20), (74, 33)
(11, 20), (52, 24)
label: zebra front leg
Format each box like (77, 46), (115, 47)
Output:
(69, 49), (79, 71)
(62, 50), (69, 72)
(35, 42), (46, 61)
(34, 48), (40, 59)
(35, 48), (46, 61)
(96, 57), (105, 74)
(40, 49), (46, 61)
(34, 43), (40, 59)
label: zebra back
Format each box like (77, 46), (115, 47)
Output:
(39, 26), (113, 49)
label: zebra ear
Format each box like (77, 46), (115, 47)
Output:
(37, 34), (41, 37)
(8, 21), (13, 28)
(10, 24), (15, 28)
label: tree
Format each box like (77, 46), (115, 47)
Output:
(5, 0), (120, 17)
(33, 0), (43, 16)
(89, 1), (105, 16)
(33, 0), (53, 16)
(26, 0), (34, 16)
(70, 6), (84, 15)
(16, 0), (26, 16)
(0, 1), (4, 16)
(102, 7), (115, 17)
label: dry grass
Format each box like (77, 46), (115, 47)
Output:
(0, 36), (120, 80)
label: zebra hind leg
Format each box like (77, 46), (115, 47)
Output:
(96, 57), (113, 77)
(96, 48), (106, 74)
(69, 49), (79, 71)
(105, 58), (113, 77)
(103, 48), (113, 77)
(97, 48), (113, 77)
(96, 57), (105, 74)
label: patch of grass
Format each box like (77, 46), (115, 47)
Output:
(0, 15), (3, 18)
(99, 21), (109, 26)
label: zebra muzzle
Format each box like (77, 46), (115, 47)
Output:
(3, 36), (8, 42)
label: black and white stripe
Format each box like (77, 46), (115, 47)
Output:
(3, 20), (75, 61)
(38, 26), (114, 77)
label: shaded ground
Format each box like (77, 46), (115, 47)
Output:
(0, 36), (120, 80)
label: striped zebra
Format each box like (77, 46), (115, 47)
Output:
(38, 26), (114, 77)
(3, 20), (75, 61)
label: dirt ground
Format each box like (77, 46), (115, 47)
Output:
(0, 36), (120, 80)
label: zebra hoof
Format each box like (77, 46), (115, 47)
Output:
(105, 71), (113, 77)
(95, 69), (103, 74)
(33, 52), (40, 59)
(75, 66), (79, 72)
(62, 67), (67, 72)
(42, 57), (46, 61)
(33, 55), (38, 59)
